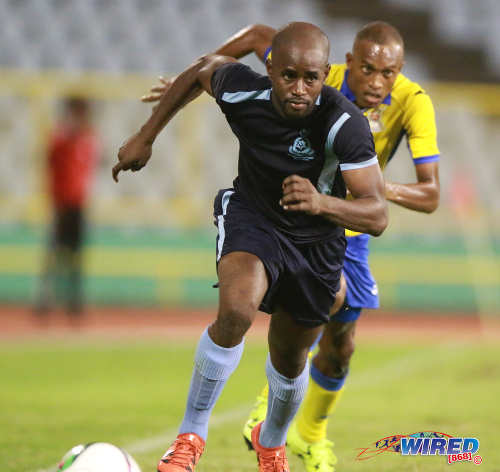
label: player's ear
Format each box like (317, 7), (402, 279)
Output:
(323, 63), (331, 81)
(345, 52), (353, 69)
(265, 59), (273, 77)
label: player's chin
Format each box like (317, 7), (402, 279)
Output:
(284, 102), (313, 118)
(360, 94), (382, 108)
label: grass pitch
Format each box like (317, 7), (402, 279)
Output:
(1, 333), (498, 472)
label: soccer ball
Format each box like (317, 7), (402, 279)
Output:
(58, 442), (142, 472)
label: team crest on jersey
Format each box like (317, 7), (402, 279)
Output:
(288, 129), (315, 160)
(366, 106), (386, 133)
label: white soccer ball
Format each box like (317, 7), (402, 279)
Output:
(58, 442), (142, 472)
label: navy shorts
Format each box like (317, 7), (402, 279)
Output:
(214, 189), (344, 327)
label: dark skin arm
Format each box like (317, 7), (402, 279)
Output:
(281, 163), (388, 237)
(385, 161), (440, 213)
(142, 24), (275, 103)
(213, 23), (275, 63)
(112, 54), (237, 181)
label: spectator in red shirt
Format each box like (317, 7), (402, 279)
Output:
(35, 97), (99, 318)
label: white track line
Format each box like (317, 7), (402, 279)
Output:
(35, 406), (250, 472)
(125, 406), (250, 455)
(36, 342), (459, 471)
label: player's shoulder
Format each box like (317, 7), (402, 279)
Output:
(213, 62), (270, 94)
(324, 63), (346, 90)
(320, 83), (367, 124)
(391, 72), (434, 109)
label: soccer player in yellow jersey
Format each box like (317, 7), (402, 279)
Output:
(143, 21), (440, 472)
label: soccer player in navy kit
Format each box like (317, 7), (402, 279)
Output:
(113, 22), (387, 472)
(144, 22), (441, 472)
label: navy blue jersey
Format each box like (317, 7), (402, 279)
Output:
(211, 62), (378, 244)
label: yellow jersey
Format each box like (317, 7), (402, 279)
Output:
(263, 51), (440, 236)
(324, 64), (440, 237)
(325, 64), (440, 170)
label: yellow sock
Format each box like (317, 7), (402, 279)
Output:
(297, 379), (344, 443)
(259, 383), (269, 401)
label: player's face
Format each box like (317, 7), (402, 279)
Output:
(346, 39), (403, 109)
(267, 47), (330, 119)
(65, 107), (90, 133)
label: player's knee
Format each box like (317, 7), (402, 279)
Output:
(271, 343), (309, 378)
(335, 334), (355, 366)
(331, 324), (355, 363)
(317, 329), (355, 377)
(212, 303), (256, 345)
(324, 346), (352, 377)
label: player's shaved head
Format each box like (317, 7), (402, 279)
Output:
(266, 22), (331, 119)
(272, 22), (330, 65)
(346, 21), (404, 109)
(354, 21), (404, 59)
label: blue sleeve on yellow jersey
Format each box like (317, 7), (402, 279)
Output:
(263, 46), (272, 62)
(413, 155), (439, 164)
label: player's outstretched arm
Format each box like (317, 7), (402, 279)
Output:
(385, 161), (440, 213)
(142, 24), (276, 103)
(213, 23), (276, 63)
(113, 54), (237, 182)
(281, 164), (388, 236)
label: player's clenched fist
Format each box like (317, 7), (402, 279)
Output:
(112, 132), (152, 182)
(280, 174), (322, 215)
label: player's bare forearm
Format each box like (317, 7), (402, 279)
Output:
(140, 54), (237, 142)
(317, 193), (388, 236)
(385, 162), (440, 213)
(280, 170), (388, 236)
(321, 164), (387, 235)
(139, 59), (208, 144)
(213, 24), (276, 62)
(142, 25), (275, 104)
(385, 181), (439, 212)
(113, 55), (236, 181)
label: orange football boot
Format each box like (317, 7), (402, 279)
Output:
(157, 432), (205, 472)
(251, 422), (290, 472)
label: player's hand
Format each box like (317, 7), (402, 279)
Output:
(280, 175), (322, 215)
(141, 76), (176, 106)
(112, 133), (152, 182)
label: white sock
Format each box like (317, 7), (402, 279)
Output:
(259, 353), (309, 447)
(179, 327), (244, 440)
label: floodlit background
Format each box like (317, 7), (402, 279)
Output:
(1, 2), (500, 472)
(0, 0), (499, 315)
(1, 0), (499, 315)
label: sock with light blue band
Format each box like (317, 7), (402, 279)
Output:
(259, 354), (309, 447)
(179, 327), (244, 440)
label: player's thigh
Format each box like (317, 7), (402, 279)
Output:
(329, 273), (347, 315)
(268, 306), (323, 378)
(217, 251), (269, 318)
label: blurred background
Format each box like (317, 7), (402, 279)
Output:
(0, 0), (499, 317)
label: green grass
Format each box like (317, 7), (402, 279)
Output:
(1, 336), (498, 471)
